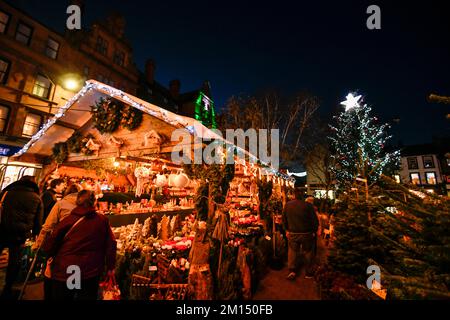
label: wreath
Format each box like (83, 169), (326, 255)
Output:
(121, 105), (143, 130)
(91, 98), (122, 134)
(91, 98), (143, 133)
(52, 142), (69, 164)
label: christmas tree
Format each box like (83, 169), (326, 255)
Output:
(324, 93), (449, 299)
(327, 176), (450, 299)
(329, 93), (400, 192)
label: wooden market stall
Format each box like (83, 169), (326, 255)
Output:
(11, 80), (295, 300)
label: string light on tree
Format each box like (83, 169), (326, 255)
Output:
(329, 92), (400, 191)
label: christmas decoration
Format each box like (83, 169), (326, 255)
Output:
(91, 97), (122, 134)
(15, 81), (292, 183)
(327, 175), (450, 299)
(52, 142), (68, 164)
(121, 104), (143, 130)
(329, 92), (400, 192)
(134, 167), (151, 197)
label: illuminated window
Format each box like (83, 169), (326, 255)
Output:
(22, 113), (42, 137)
(394, 175), (401, 183)
(45, 37), (60, 59)
(0, 11), (10, 34)
(15, 22), (33, 46)
(410, 173), (420, 185)
(422, 156), (434, 168)
(425, 172), (436, 185)
(32, 74), (52, 99)
(0, 105), (9, 132)
(0, 57), (10, 84)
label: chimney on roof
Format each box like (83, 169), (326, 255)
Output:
(169, 79), (181, 98)
(145, 59), (156, 84)
(201, 80), (211, 96)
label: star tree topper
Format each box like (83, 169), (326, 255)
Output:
(341, 93), (362, 112)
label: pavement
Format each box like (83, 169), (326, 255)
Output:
(253, 236), (327, 300)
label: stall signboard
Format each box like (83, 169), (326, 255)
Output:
(0, 144), (22, 157)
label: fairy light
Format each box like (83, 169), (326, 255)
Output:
(13, 80), (294, 182)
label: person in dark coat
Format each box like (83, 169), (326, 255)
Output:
(282, 188), (319, 281)
(0, 175), (43, 299)
(41, 178), (65, 221)
(42, 190), (116, 300)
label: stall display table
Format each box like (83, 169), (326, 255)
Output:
(107, 208), (194, 227)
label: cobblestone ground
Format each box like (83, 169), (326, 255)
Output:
(253, 237), (327, 300)
(1, 237), (328, 300)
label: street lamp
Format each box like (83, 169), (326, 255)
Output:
(60, 73), (82, 92)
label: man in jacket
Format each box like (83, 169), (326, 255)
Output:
(283, 188), (319, 280)
(41, 178), (65, 221)
(0, 176), (43, 299)
(33, 183), (80, 300)
(42, 190), (116, 300)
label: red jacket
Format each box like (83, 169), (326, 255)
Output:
(42, 206), (116, 281)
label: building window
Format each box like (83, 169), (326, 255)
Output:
(32, 74), (52, 99)
(410, 173), (421, 185)
(45, 37), (60, 59)
(393, 175), (401, 184)
(0, 105), (9, 132)
(407, 157), (418, 170)
(96, 36), (108, 56)
(422, 155), (435, 168)
(83, 66), (89, 78)
(425, 172), (437, 185)
(0, 10), (10, 34)
(113, 51), (125, 67)
(15, 22), (33, 46)
(22, 113), (42, 137)
(0, 57), (10, 84)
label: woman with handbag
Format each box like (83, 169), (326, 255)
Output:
(41, 190), (116, 300)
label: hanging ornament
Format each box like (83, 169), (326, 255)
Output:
(85, 138), (101, 156)
(107, 135), (124, 148)
(172, 172), (190, 188)
(168, 173), (177, 187)
(143, 130), (163, 151)
(134, 167), (150, 197)
(155, 173), (168, 187)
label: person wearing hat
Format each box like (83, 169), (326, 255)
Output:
(282, 189), (319, 280)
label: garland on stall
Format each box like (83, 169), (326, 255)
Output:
(51, 132), (97, 164)
(91, 97), (143, 134)
(52, 142), (68, 164)
(121, 104), (143, 131)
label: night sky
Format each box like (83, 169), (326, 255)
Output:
(11, 0), (450, 145)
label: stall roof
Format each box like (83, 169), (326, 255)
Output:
(13, 80), (293, 181)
